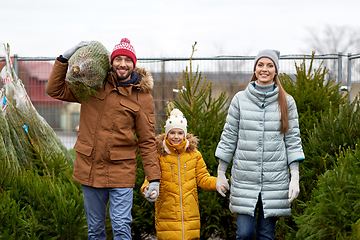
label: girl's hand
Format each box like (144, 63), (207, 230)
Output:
(142, 186), (156, 199)
(142, 186), (149, 196)
(220, 184), (228, 194)
(149, 190), (157, 199)
(145, 181), (159, 202)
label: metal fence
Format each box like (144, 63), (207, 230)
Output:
(1, 53), (360, 149)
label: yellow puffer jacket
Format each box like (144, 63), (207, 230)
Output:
(141, 133), (217, 240)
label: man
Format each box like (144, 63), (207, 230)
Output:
(46, 38), (161, 240)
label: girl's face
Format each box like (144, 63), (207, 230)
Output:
(254, 57), (277, 85)
(167, 128), (185, 145)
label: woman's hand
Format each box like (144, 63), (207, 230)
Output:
(216, 170), (229, 197)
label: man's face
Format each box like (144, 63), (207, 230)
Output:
(111, 56), (134, 81)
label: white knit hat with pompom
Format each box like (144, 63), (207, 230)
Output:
(164, 108), (188, 136)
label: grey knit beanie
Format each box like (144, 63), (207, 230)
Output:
(253, 49), (280, 73)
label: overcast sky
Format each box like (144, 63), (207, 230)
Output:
(1, 0), (359, 58)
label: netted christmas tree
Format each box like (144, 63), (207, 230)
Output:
(67, 41), (110, 102)
(0, 43), (72, 171)
(0, 89), (19, 170)
(0, 44), (87, 239)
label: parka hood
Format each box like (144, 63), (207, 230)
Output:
(156, 133), (198, 157)
(134, 67), (154, 93)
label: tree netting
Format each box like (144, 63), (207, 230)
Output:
(66, 41), (110, 102)
(0, 43), (72, 171)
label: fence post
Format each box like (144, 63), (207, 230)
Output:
(14, 54), (18, 76)
(337, 52), (342, 94)
(161, 60), (166, 116)
(347, 53), (352, 102)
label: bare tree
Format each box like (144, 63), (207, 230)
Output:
(304, 25), (360, 83)
(305, 25), (360, 54)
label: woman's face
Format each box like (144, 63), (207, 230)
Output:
(254, 57), (277, 85)
(167, 128), (185, 145)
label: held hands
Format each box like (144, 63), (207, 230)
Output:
(216, 169), (229, 197)
(142, 186), (157, 198)
(216, 159), (230, 197)
(288, 162), (300, 203)
(62, 41), (91, 60)
(144, 181), (159, 202)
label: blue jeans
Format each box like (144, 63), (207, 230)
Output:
(81, 185), (133, 240)
(236, 197), (276, 240)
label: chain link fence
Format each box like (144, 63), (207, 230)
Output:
(1, 53), (359, 149)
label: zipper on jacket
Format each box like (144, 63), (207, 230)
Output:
(261, 94), (266, 108)
(261, 94), (266, 186)
(177, 154), (185, 240)
(184, 163), (187, 181)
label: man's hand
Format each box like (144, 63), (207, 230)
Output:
(62, 41), (91, 60)
(145, 181), (159, 202)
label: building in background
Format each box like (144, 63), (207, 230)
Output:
(0, 60), (79, 132)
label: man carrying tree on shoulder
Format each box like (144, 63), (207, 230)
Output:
(46, 38), (161, 240)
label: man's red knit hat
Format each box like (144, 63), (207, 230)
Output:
(110, 38), (137, 67)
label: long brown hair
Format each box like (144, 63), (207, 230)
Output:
(250, 74), (289, 134)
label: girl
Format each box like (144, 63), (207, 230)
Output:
(215, 49), (305, 240)
(142, 108), (226, 240)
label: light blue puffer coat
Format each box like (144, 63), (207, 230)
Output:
(215, 82), (305, 218)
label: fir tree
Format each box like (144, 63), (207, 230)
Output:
(276, 52), (356, 239)
(170, 42), (236, 240)
(294, 141), (360, 239)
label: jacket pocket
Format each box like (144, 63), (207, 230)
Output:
(120, 97), (140, 112)
(183, 190), (200, 220)
(74, 141), (93, 156)
(171, 164), (175, 182)
(147, 111), (155, 124)
(109, 147), (137, 161)
(156, 192), (177, 220)
(112, 98), (140, 134)
(73, 141), (93, 182)
(184, 163), (187, 181)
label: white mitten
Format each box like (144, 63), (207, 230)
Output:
(216, 160), (230, 197)
(288, 161), (300, 203)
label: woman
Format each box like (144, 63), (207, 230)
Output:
(215, 49), (305, 239)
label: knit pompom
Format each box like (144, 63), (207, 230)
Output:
(120, 38), (131, 44)
(170, 108), (183, 117)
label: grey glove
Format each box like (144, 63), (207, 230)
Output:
(145, 181), (159, 202)
(62, 41), (91, 60)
